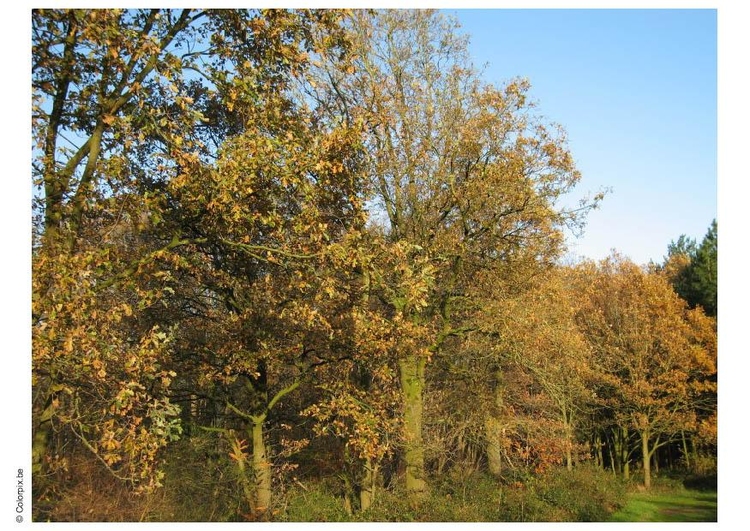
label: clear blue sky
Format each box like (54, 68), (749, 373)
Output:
(449, 8), (717, 265)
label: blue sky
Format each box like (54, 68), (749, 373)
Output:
(450, 8), (717, 265)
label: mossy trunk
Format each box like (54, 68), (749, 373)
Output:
(32, 386), (59, 477)
(399, 354), (427, 501)
(32, 422), (50, 475)
(251, 418), (272, 513)
(232, 443), (256, 513)
(484, 415), (503, 476)
(594, 432), (605, 470)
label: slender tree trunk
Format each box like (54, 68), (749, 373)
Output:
(689, 436), (699, 470)
(612, 429), (622, 475)
(399, 354), (427, 501)
(615, 425), (631, 480)
(485, 415), (503, 476)
(485, 368), (505, 477)
(595, 433), (605, 470)
(607, 434), (616, 476)
(564, 416), (573, 471)
(250, 417), (272, 513)
(667, 443), (673, 470)
(681, 430), (691, 470)
(641, 428), (651, 489)
(360, 458), (378, 512)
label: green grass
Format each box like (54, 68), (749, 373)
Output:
(609, 489), (717, 522)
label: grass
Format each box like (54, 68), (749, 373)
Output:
(609, 488), (717, 522)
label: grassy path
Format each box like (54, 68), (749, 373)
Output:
(609, 489), (717, 522)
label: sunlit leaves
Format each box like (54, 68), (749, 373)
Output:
(33, 236), (182, 490)
(570, 254), (717, 461)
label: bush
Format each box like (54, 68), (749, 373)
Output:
(34, 453), (151, 522)
(496, 465), (626, 522)
(149, 436), (246, 521)
(278, 466), (626, 522)
(531, 464), (627, 521)
(279, 472), (505, 522)
(683, 473), (717, 491)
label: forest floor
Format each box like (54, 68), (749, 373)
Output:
(609, 487), (717, 522)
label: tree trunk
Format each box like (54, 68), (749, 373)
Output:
(564, 416), (573, 471)
(484, 415), (503, 476)
(612, 429), (622, 475)
(32, 422), (51, 475)
(667, 443), (673, 470)
(32, 387), (59, 477)
(681, 430), (691, 469)
(641, 428), (651, 489)
(595, 433), (605, 470)
(360, 458), (378, 512)
(399, 354), (427, 501)
(251, 417), (272, 513)
(614, 425), (631, 479)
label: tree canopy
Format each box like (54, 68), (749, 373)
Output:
(31, 9), (716, 522)
(659, 219), (717, 317)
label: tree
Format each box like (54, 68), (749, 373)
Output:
(500, 269), (594, 471)
(572, 254), (716, 488)
(660, 220), (717, 317)
(32, 8), (359, 501)
(307, 9), (597, 500)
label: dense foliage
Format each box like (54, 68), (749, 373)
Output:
(659, 220), (717, 317)
(32, 9), (717, 522)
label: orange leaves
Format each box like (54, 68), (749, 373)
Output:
(227, 434), (249, 464)
(571, 254), (716, 440)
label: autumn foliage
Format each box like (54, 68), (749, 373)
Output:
(31, 9), (716, 522)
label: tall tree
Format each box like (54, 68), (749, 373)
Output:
(494, 269), (594, 471)
(32, 8), (358, 499)
(310, 9), (598, 500)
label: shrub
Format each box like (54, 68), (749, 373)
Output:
(278, 466), (626, 522)
(531, 464), (627, 521)
(149, 435), (246, 521)
(683, 473), (717, 491)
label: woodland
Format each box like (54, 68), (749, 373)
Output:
(31, 9), (717, 522)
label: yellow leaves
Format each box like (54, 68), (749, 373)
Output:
(227, 435), (249, 464)
(91, 358), (107, 379)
